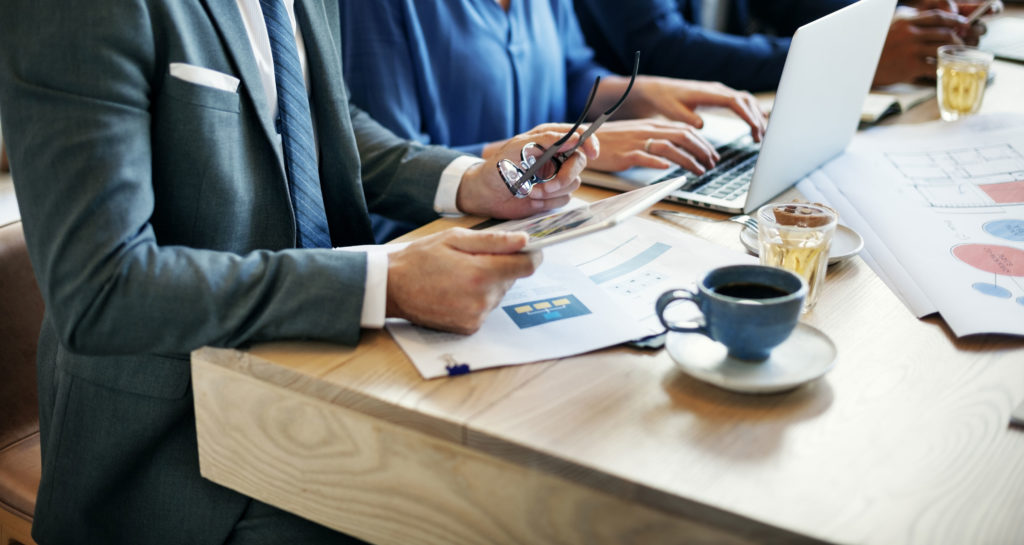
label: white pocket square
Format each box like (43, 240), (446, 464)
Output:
(169, 63), (240, 93)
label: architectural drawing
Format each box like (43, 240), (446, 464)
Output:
(886, 143), (1024, 208)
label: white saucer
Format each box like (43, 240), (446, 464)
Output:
(665, 323), (837, 394)
(739, 224), (864, 265)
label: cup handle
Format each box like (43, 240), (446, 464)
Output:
(656, 289), (705, 334)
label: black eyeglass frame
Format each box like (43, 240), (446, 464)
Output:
(497, 51), (641, 198)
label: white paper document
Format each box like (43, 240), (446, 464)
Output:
(798, 113), (1024, 337)
(387, 258), (648, 379)
(387, 216), (754, 378)
(551, 216), (756, 335)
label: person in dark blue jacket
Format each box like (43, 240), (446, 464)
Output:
(574, 0), (990, 92)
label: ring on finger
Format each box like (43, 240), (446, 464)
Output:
(644, 137), (654, 153)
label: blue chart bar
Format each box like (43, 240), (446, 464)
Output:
(503, 294), (592, 329)
(589, 242), (671, 285)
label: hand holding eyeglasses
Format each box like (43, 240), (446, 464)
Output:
(458, 125), (597, 220)
(497, 52), (641, 199)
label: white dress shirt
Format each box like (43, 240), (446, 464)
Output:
(234, 0), (479, 327)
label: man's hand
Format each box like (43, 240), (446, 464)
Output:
(874, 0), (1001, 86)
(457, 125), (598, 219)
(875, 10), (967, 85)
(953, 0), (1003, 44)
(589, 119), (719, 175)
(608, 76), (768, 143)
(386, 229), (541, 334)
(910, 0), (1003, 35)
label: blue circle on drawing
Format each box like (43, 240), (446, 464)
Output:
(984, 220), (1024, 242)
(1018, 296), (1024, 307)
(972, 283), (1012, 298)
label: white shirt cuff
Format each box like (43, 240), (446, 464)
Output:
(434, 155), (484, 215)
(360, 251), (388, 328)
(361, 155), (479, 327)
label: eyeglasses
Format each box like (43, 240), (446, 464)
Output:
(498, 51), (641, 198)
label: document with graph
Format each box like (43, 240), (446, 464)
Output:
(387, 257), (648, 379)
(387, 217), (753, 378)
(798, 113), (1024, 337)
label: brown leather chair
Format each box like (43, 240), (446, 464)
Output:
(0, 221), (43, 545)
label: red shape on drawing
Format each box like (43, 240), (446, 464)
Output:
(952, 244), (1024, 277)
(979, 180), (1024, 205)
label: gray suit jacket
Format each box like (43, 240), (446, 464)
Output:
(0, 1), (464, 543)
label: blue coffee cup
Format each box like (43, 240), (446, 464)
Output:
(656, 265), (807, 361)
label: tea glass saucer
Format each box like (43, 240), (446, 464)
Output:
(665, 323), (837, 394)
(739, 224), (864, 265)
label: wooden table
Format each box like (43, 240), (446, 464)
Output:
(192, 23), (1024, 545)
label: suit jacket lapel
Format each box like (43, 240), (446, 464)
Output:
(294, 0), (374, 244)
(201, 0), (284, 169)
(294, 0), (353, 161)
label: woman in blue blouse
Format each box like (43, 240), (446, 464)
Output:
(340, 0), (767, 239)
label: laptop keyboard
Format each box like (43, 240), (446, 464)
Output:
(653, 137), (760, 203)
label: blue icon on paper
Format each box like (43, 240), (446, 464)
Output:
(503, 294), (591, 329)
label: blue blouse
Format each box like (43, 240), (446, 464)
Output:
(339, 0), (611, 157)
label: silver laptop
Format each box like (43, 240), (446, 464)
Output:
(582, 0), (897, 214)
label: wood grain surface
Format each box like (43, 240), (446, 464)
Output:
(195, 356), (818, 545)
(193, 18), (1024, 545)
(193, 178), (1024, 543)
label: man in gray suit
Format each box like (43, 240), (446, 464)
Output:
(0, 0), (594, 543)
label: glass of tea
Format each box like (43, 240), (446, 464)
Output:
(937, 45), (993, 122)
(757, 202), (837, 313)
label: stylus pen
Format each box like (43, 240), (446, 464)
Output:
(965, 0), (1000, 27)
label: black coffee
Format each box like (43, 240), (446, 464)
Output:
(713, 282), (789, 300)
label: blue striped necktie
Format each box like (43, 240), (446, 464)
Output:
(260, 0), (332, 248)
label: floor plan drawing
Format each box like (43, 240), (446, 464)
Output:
(886, 143), (1024, 208)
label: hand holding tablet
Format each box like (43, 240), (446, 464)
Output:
(488, 178), (687, 251)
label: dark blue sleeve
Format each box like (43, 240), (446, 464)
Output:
(748, 0), (856, 36)
(574, 0), (798, 92)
